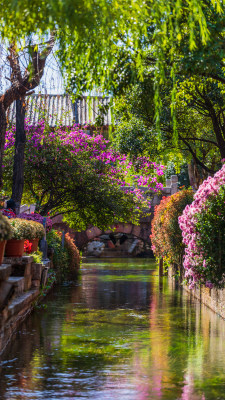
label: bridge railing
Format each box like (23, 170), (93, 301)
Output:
(120, 175), (178, 207)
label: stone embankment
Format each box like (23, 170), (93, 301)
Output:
(167, 266), (225, 319)
(0, 256), (52, 354)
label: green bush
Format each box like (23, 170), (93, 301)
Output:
(195, 185), (225, 287)
(47, 229), (80, 277)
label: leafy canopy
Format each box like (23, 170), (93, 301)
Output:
(0, 0), (224, 97)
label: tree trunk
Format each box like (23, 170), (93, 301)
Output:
(188, 161), (198, 191)
(11, 99), (26, 213)
(210, 111), (225, 159)
(0, 100), (7, 189)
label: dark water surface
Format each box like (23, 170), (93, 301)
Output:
(0, 258), (225, 400)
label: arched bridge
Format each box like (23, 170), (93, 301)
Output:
(52, 176), (178, 249)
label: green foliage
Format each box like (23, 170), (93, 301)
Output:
(113, 117), (155, 159)
(112, 70), (222, 175)
(47, 229), (80, 276)
(31, 250), (43, 264)
(195, 185), (225, 287)
(0, 1), (223, 103)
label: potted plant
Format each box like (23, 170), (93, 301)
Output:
(28, 221), (45, 252)
(0, 213), (12, 264)
(5, 219), (36, 257)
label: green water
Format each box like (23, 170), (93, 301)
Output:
(0, 258), (225, 400)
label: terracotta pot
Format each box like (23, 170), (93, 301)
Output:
(30, 238), (39, 252)
(0, 240), (6, 265)
(5, 239), (25, 257)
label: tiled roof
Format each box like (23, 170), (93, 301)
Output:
(7, 94), (111, 127)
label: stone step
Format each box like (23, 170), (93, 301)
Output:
(7, 277), (25, 295)
(0, 264), (12, 281)
(3, 256), (33, 265)
(0, 281), (14, 311)
(8, 289), (39, 318)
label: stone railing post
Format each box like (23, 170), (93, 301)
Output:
(171, 175), (178, 194)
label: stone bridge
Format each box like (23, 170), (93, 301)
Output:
(52, 176), (178, 250)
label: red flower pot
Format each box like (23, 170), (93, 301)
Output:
(0, 240), (6, 265)
(5, 239), (25, 257)
(30, 238), (39, 252)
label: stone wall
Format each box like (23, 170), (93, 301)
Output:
(0, 256), (52, 354)
(184, 285), (225, 319)
(167, 266), (225, 320)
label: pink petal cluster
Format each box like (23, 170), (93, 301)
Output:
(179, 164), (225, 289)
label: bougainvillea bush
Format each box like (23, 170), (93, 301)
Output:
(179, 165), (225, 289)
(4, 121), (165, 231)
(151, 190), (193, 266)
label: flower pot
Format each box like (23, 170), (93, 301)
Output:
(5, 239), (25, 257)
(0, 240), (6, 265)
(30, 238), (39, 252)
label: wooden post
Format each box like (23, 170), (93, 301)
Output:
(159, 258), (163, 277)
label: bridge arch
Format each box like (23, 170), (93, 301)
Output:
(52, 218), (151, 250)
(51, 179), (178, 250)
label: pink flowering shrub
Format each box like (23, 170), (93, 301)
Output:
(4, 121), (165, 230)
(179, 164), (225, 289)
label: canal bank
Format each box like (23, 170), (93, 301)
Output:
(0, 255), (54, 354)
(0, 258), (225, 400)
(167, 264), (225, 320)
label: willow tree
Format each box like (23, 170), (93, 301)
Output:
(0, 0), (223, 191)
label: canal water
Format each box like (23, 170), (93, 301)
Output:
(0, 258), (225, 400)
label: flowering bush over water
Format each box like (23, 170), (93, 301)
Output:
(5, 121), (165, 192)
(4, 121), (165, 230)
(151, 190), (193, 266)
(179, 164), (225, 289)
(151, 196), (170, 259)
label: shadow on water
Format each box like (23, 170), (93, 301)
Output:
(0, 258), (225, 399)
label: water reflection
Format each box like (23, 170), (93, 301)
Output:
(0, 258), (225, 399)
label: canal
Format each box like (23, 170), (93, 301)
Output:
(0, 258), (225, 400)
